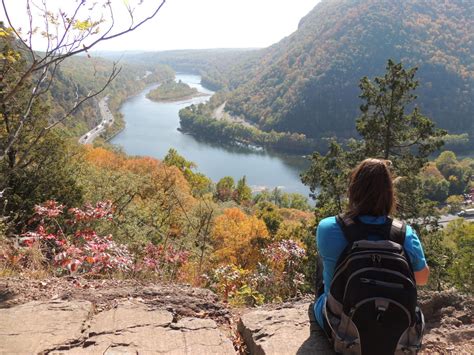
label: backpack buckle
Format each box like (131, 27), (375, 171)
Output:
(375, 299), (389, 322)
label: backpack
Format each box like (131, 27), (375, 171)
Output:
(323, 214), (425, 355)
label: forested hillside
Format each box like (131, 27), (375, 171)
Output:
(50, 56), (174, 136)
(219, 0), (473, 142)
(102, 49), (259, 91)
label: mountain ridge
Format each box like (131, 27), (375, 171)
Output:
(221, 0), (473, 142)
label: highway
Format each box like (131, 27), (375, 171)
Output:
(439, 213), (474, 227)
(78, 96), (114, 145)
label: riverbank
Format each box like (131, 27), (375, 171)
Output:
(110, 73), (310, 195)
(179, 103), (326, 155)
(146, 80), (209, 102)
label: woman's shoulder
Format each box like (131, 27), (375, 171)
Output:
(316, 216), (346, 253)
(317, 216), (344, 237)
(317, 216), (339, 230)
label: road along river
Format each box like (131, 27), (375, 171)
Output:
(111, 73), (310, 195)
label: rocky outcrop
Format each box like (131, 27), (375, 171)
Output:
(0, 300), (92, 354)
(0, 300), (235, 354)
(238, 302), (333, 355)
(1, 278), (472, 354)
(238, 293), (474, 355)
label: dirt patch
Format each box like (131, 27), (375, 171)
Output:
(418, 290), (474, 354)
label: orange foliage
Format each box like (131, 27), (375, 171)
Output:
(421, 162), (444, 180)
(212, 208), (269, 268)
(81, 147), (196, 241)
(279, 208), (313, 222)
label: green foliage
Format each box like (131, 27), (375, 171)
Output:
(357, 60), (445, 174)
(422, 228), (454, 291)
(253, 188), (311, 211)
(164, 148), (212, 197)
(443, 133), (470, 152)
(301, 140), (357, 221)
(444, 220), (474, 293)
(215, 176), (235, 202)
(235, 176), (252, 205)
(146, 80), (201, 102)
(446, 195), (464, 214)
(179, 103), (324, 154)
(1, 134), (83, 229)
(422, 176), (450, 203)
(255, 202), (283, 236)
(435, 151), (472, 195)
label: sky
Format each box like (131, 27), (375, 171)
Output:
(1, 0), (319, 52)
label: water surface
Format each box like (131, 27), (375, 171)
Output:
(111, 74), (310, 195)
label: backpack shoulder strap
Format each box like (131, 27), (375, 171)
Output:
(336, 214), (361, 243)
(388, 218), (406, 245)
(337, 214), (406, 245)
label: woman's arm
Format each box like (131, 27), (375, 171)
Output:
(414, 265), (430, 286)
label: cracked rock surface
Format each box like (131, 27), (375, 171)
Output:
(0, 300), (235, 354)
(238, 302), (334, 355)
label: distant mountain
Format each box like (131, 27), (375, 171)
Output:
(222, 0), (474, 140)
(100, 49), (259, 91)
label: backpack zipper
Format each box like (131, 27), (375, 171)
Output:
(332, 254), (411, 287)
(343, 267), (415, 302)
(360, 278), (405, 289)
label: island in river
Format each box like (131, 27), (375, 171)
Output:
(146, 80), (208, 102)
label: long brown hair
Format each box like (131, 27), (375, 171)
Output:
(347, 158), (396, 218)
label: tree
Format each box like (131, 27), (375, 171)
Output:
(435, 151), (469, 195)
(164, 148), (211, 197)
(301, 139), (358, 220)
(215, 176), (235, 202)
(420, 163), (450, 203)
(211, 208), (269, 268)
(235, 176), (252, 204)
(446, 195), (464, 214)
(356, 60), (446, 225)
(357, 60), (445, 175)
(0, 0), (166, 204)
(302, 60), (447, 289)
(444, 220), (474, 292)
(255, 201), (283, 236)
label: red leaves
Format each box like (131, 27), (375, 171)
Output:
(33, 200), (64, 219)
(22, 200), (131, 275)
(68, 201), (114, 223)
(141, 243), (189, 273)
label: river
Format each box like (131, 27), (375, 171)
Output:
(111, 73), (310, 195)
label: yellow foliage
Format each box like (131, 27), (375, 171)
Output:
(278, 208), (313, 222)
(0, 49), (21, 63)
(73, 20), (93, 31)
(212, 208), (269, 268)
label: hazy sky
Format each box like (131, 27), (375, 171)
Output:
(1, 0), (319, 52)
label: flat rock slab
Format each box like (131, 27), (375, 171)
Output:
(238, 302), (334, 355)
(0, 300), (235, 354)
(0, 300), (93, 354)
